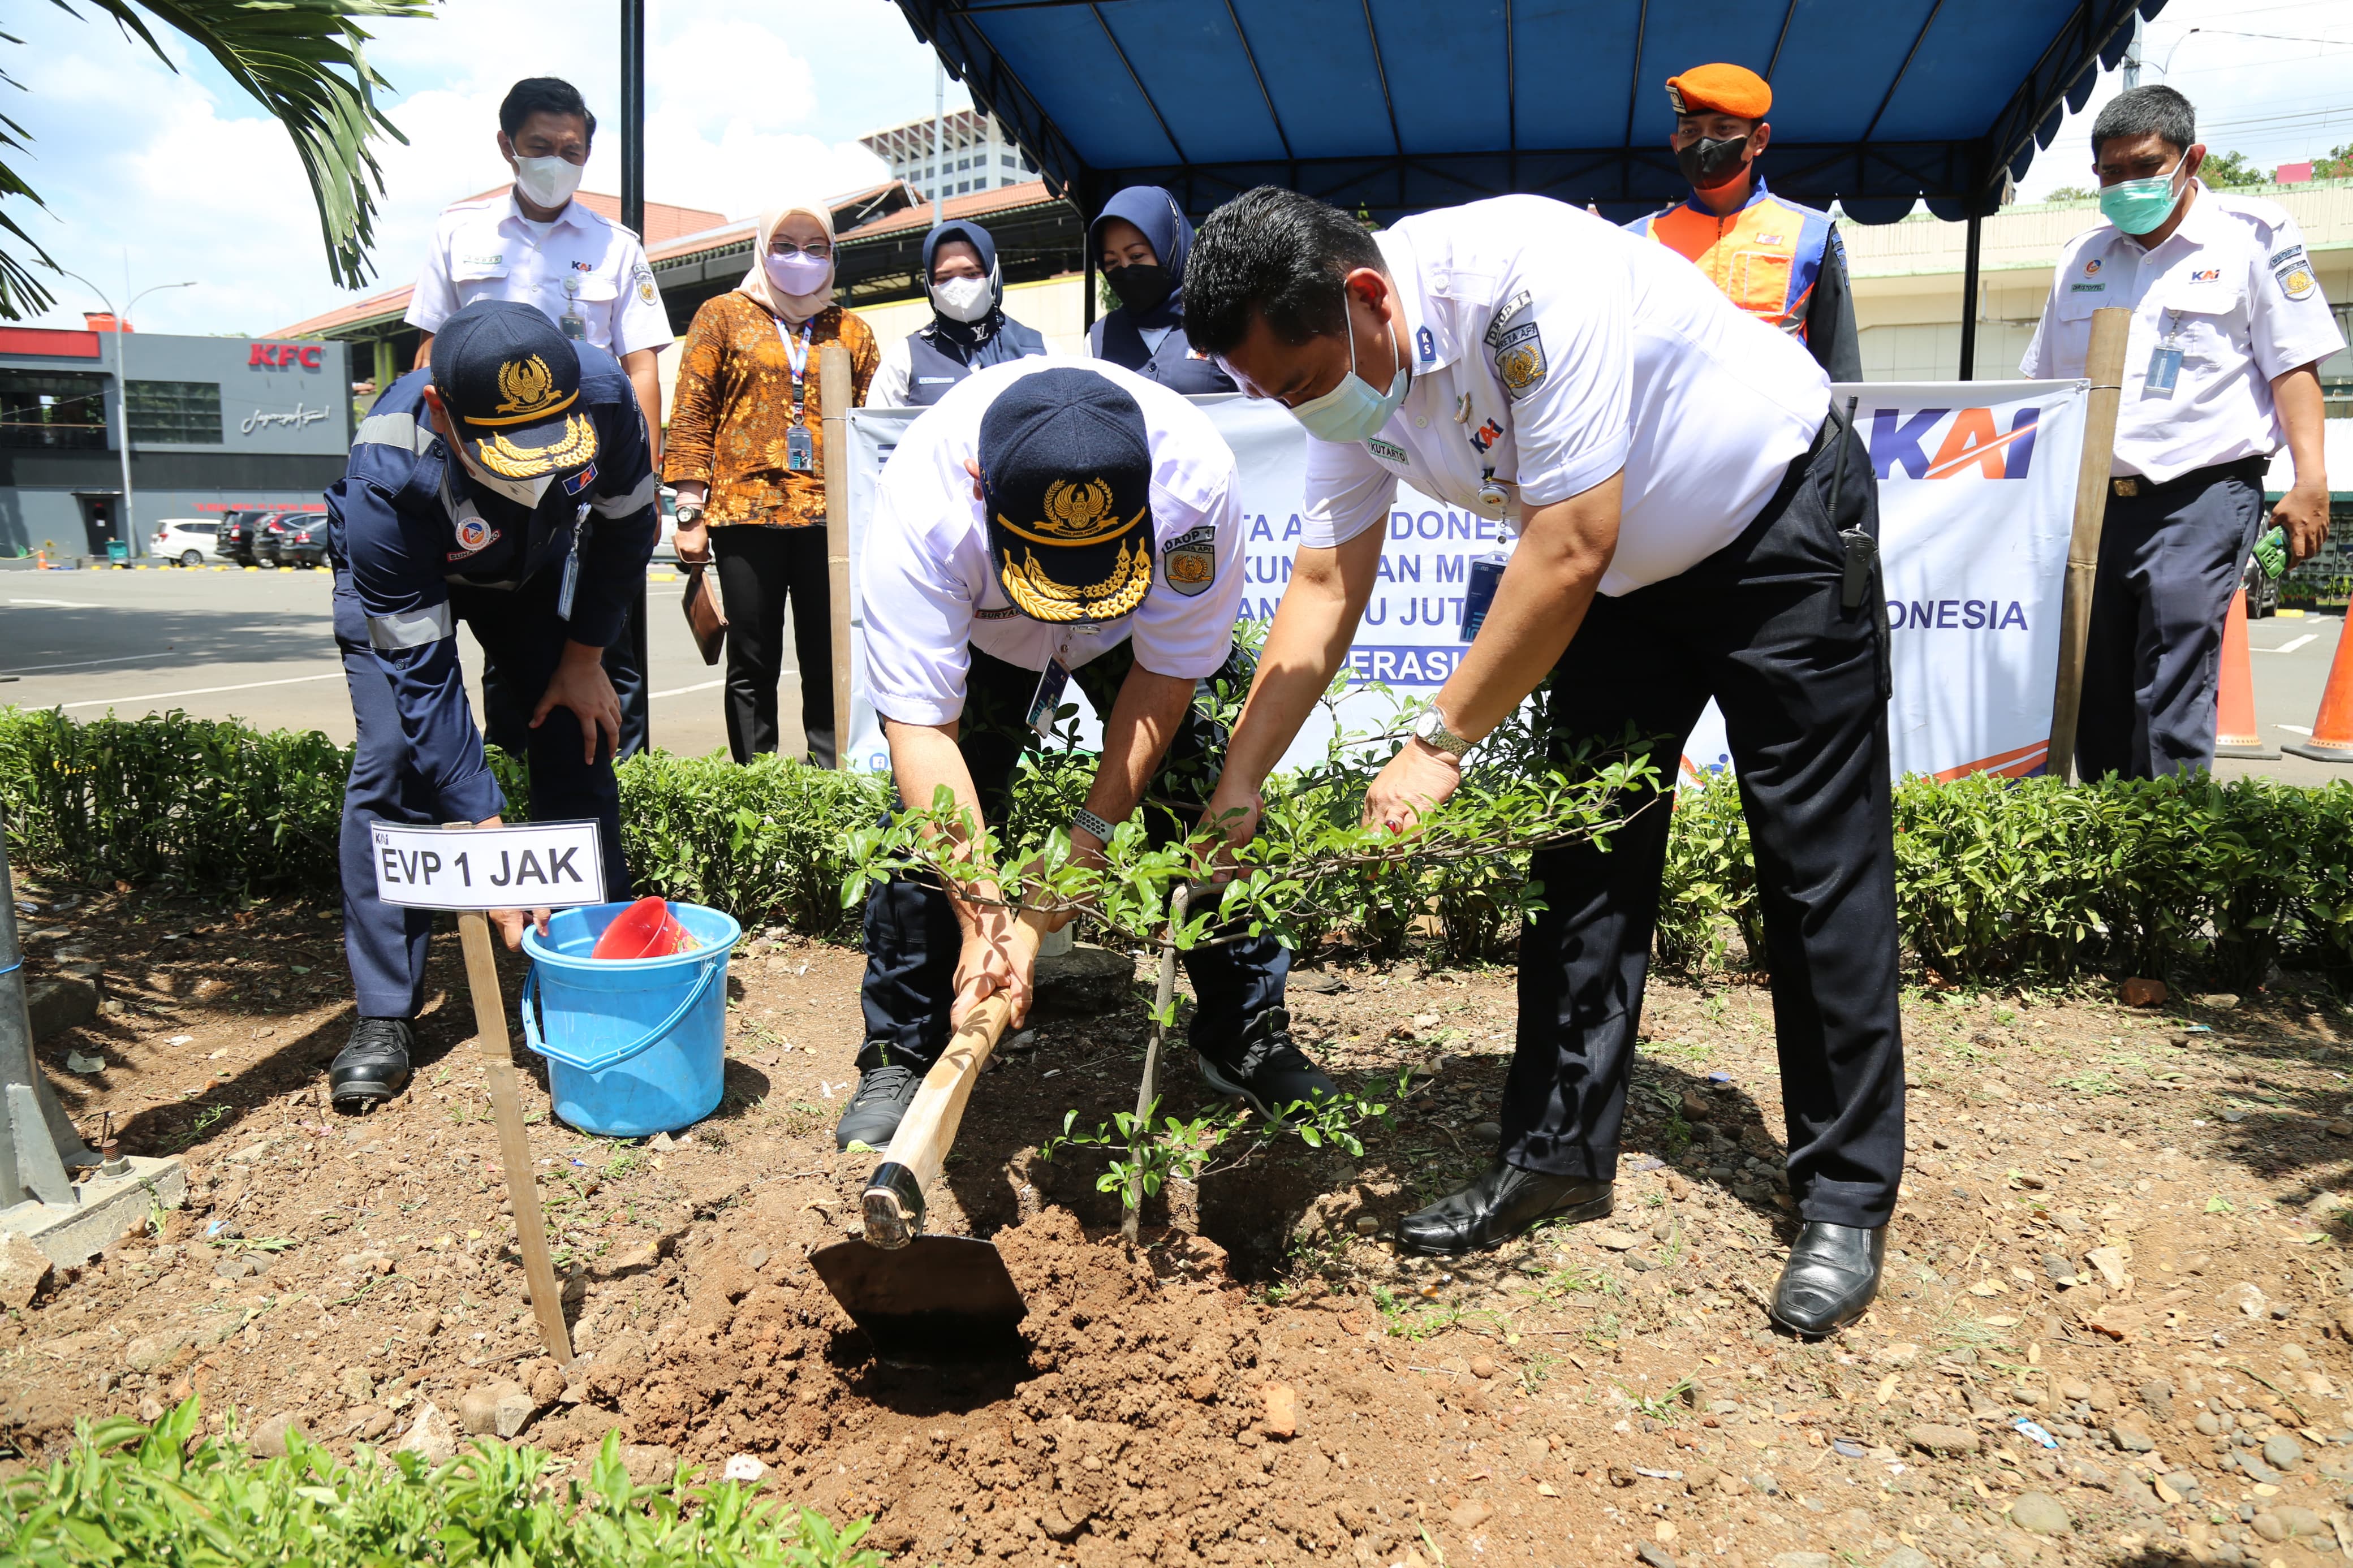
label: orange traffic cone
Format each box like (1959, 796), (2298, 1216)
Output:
(2215, 589), (2277, 759)
(2285, 607), (2353, 763)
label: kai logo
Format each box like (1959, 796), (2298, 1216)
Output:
(1468, 417), (1502, 455)
(2188, 267), (2221, 282)
(1870, 405), (2042, 482)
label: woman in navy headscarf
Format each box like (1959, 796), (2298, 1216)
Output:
(1088, 185), (1235, 395)
(871, 218), (1048, 408)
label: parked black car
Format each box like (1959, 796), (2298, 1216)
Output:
(276, 514), (330, 569)
(219, 509), (273, 565)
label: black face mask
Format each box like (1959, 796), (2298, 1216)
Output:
(1676, 134), (1751, 191)
(1105, 261), (1175, 313)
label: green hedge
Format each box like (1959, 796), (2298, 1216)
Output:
(6, 706), (2350, 988)
(3, 1398), (883, 1566)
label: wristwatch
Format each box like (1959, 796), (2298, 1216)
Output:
(674, 501), (705, 527)
(1410, 704), (1474, 759)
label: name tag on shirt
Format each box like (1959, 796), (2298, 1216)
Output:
(786, 425), (815, 473)
(2145, 343), (2184, 395)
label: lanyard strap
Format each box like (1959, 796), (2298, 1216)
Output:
(773, 318), (814, 412)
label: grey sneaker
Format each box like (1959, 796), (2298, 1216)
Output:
(1196, 1007), (1338, 1128)
(835, 1062), (921, 1152)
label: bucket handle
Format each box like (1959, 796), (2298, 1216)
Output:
(521, 953), (725, 1074)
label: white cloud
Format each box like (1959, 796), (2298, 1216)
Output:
(7, 0), (951, 336)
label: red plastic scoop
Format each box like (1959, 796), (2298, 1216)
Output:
(590, 896), (693, 960)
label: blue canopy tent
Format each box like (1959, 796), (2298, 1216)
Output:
(877, 0), (2165, 377)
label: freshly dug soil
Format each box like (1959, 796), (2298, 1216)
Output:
(7, 878), (2353, 1566)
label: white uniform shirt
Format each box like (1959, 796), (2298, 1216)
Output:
(862, 358), (1245, 727)
(2021, 182), (2343, 483)
(1300, 195), (1831, 598)
(406, 189), (674, 358)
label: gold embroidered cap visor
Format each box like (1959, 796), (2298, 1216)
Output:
(428, 299), (600, 481)
(978, 367), (1157, 625)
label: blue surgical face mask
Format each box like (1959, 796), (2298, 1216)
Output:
(1286, 307), (1408, 444)
(2100, 158), (2190, 236)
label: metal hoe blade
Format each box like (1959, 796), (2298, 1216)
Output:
(809, 1234), (1027, 1366)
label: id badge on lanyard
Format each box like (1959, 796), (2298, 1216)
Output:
(559, 276), (588, 342)
(1459, 552), (1511, 643)
(2145, 309), (2184, 395)
(1028, 640), (1073, 740)
(775, 319), (817, 472)
(558, 503), (591, 621)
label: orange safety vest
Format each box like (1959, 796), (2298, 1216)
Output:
(1624, 176), (1837, 343)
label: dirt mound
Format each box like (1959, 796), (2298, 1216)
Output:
(575, 1211), (1419, 1563)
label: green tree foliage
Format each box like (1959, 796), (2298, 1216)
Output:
(2315, 144), (2353, 182)
(1, 1), (428, 321)
(2044, 185), (2097, 203)
(2199, 149), (2269, 189)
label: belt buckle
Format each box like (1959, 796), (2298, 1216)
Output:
(2111, 477), (2141, 499)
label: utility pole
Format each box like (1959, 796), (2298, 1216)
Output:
(932, 57), (946, 227)
(60, 270), (192, 562)
(619, 0), (645, 238)
(2123, 12), (2144, 88)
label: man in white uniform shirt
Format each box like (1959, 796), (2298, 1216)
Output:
(406, 76), (674, 759)
(1185, 187), (1904, 1337)
(840, 361), (1333, 1151)
(2022, 85), (2340, 778)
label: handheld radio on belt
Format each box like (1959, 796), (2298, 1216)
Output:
(1832, 396), (1871, 609)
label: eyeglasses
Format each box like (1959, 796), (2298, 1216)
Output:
(770, 241), (833, 261)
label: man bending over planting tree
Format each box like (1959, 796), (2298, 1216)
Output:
(841, 362), (1335, 1151)
(325, 300), (659, 1111)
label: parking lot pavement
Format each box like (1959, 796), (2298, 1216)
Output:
(0, 561), (805, 764)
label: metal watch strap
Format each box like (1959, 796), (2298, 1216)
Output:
(1072, 806), (1117, 843)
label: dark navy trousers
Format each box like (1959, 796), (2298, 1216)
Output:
(2077, 459), (2268, 781)
(858, 640), (1287, 1072)
(335, 567), (630, 1019)
(1505, 422), (1908, 1230)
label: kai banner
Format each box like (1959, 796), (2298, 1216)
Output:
(1680, 379), (2089, 781)
(841, 379), (2086, 781)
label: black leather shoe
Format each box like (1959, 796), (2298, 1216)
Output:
(1397, 1163), (1614, 1256)
(835, 1062), (922, 1152)
(1196, 1007), (1338, 1127)
(329, 1017), (414, 1112)
(1770, 1222), (1887, 1336)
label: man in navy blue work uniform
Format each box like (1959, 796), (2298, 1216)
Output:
(326, 300), (659, 1110)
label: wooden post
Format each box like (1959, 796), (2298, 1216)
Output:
(1124, 882), (1188, 1243)
(2046, 306), (2134, 784)
(446, 826), (573, 1367)
(821, 343), (856, 770)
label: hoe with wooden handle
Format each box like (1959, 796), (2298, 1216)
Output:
(810, 994), (1027, 1364)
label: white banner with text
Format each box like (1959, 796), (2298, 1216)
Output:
(843, 378), (2085, 784)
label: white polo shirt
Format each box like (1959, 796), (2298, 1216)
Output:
(1299, 195), (1831, 598)
(2021, 182), (2343, 484)
(861, 358), (1245, 727)
(406, 189), (674, 358)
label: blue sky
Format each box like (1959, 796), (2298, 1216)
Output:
(7, 0), (2349, 339)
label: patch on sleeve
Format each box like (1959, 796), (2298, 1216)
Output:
(1159, 525), (1217, 597)
(1482, 291), (1533, 349)
(2272, 245), (2317, 301)
(1484, 290), (1546, 398)
(634, 264), (658, 305)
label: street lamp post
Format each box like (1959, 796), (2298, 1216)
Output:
(58, 272), (195, 561)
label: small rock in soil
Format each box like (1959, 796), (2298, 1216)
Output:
(2263, 1433), (2305, 1470)
(1447, 1498), (1492, 1531)
(2252, 1511), (2289, 1543)
(1260, 1381), (1297, 1438)
(1589, 1227), (1644, 1251)
(1906, 1423), (1980, 1455)
(2277, 1505), (2325, 1537)
(251, 1412), (303, 1458)
(1877, 1550), (1933, 1568)
(1635, 1545), (1678, 1568)
(391, 1402), (456, 1465)
(0, 1232), (52, 1310)
(2009, 1491), (2071, 1535)
(458, 1379), (532, 1438)
(353, 1406), (394, 1441)
(722, 1453), (768, 1482)
(339, 1367), (374, 1404)
(2111, 1423), (2154, 1452)
(620, 1444), (678, 1485)
(1767, 1554), (1832, 1568)
(1468, 1355), (1497, 1379)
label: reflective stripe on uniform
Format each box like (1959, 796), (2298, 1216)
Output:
(589, 470), (658, 517)
(354, 412), (437, 455)
(367, 602), (455, 651)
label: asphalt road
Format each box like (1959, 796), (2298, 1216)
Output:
(2, 560), (2346, 787)
(0, 560), (818, 764)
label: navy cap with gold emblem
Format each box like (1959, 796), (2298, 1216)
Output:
(980, 368), (1153, 624)
(429, 300), (599, 482)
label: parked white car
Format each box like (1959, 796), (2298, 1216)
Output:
(150, 519), (225, 567)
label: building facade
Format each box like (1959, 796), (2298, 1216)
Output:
(0, 322), (351, 559)
(859, 109), (1037, 204)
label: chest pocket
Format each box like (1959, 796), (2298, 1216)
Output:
(2164, 280), (2247, 363)
(2053, 279), (2115, 322)
(449, 253), (510, 287)
(1720, 248), (1797, 324)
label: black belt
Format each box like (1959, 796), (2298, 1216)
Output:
(2110, 455), (2269, 500)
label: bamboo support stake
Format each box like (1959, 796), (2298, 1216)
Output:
(2047, 306), (2133, 783)
(1125, 882), (1188, 1242)
(821, 343), (856, 770)
(446, 824), (572, 1367)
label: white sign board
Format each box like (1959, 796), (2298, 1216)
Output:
(370, 820), (606, 910)
(844, 378), (2087, 785)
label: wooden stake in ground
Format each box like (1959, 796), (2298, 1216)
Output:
(1125, 882), (1188, 1243)
(445, 823), (574, 1368)
(820, 342), (855, 770)
(2046, 305), (2132, 782)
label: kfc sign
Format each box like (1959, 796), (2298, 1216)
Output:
(250, 343), (325, 370)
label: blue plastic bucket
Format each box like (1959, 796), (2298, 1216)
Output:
(520, 901), (741, 1138)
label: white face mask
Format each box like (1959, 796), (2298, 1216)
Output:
(512, 154), (583, 210)
(930, 274), (994, 323)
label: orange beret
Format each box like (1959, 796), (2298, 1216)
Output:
(1666, 63), (1771, 120)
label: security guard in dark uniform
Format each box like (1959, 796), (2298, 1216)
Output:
(871, 219), (1048, 409)
(326, 300), (658, 1109)
(1088, 185), (1236, 395)
(1624, 63), (1863, 383)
